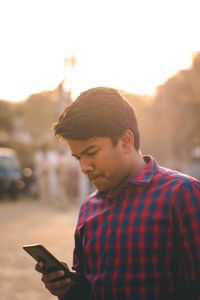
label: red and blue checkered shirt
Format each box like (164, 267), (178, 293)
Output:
(62, 156), (200, 300)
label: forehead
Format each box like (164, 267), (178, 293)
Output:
(67, 137), (113, 154)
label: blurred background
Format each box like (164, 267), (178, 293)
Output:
(0, 0), (200, 299)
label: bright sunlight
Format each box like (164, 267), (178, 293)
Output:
(0, 0), (199, 101)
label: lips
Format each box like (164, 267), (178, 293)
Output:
(88, 175), (100, 181)
(87, 172), (104, 182)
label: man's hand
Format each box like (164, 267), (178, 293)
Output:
(35, 261), (72, 297)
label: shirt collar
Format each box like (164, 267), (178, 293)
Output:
(127, 155), (158, 186)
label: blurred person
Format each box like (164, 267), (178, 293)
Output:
(56, 146), (78, 206)
(56, 147), (69, 203)
(36, 87), (200, 299)
(56, 145), (92, 207)
(35, 147), (58, 202)
(78, 171), (94, 204)
(35, 148), (51, 202)
(64, 153), (79, 202)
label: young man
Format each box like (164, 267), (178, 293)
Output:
(36, 87), (200, 299)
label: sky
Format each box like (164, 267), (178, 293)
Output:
(0, 0), (200, 101)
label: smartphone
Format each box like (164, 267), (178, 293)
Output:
(23, 244), (79, 280)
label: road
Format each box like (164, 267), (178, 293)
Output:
(0, 198), (79, 300)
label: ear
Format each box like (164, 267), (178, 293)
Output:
(120, 129), (134, 153)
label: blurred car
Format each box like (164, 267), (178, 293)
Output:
(0, 147), (22, 198)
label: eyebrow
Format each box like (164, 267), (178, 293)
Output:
(72, 145), (98, 158)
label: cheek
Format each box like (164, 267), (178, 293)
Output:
(93, 153), (111, 174)
(100, 152), (123, 176)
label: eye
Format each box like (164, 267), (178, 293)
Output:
(86, 150), (98, 157)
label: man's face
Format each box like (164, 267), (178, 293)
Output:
(67, 136), (130, 192)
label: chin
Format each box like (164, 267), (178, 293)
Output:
(92, 178), (115, 193)
(96, 186), (107, 192)
(96, 184), (112, 193)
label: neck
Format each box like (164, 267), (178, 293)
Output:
(111, 151), (146, 194)
(131, 153), (146, 177)
(130, 151), (146, 178)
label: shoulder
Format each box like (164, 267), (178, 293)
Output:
(156, 163), (200, 189)
(158, 167), (200, 213)
(150, 162), (200, 210)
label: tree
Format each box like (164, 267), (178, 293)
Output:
(0, 100), (15, 132)
(21, 90), (59, 142)
(152, 52), (200, 162)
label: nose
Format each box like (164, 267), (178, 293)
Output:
(79, 157), (94, 174)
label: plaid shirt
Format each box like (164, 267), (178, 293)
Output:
(62, 156), (200, 300)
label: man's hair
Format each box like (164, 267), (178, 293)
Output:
(53, 87), (140, 151)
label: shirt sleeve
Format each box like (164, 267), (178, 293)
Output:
(174, 179), (200, 298)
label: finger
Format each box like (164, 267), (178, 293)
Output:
(45, 277), (71, 291)
(42, 270), (66, 283)
(35, 261), (45, 273)
(49, 284), (72, 297)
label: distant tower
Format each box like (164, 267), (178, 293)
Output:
(57, 55), (76, 113)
